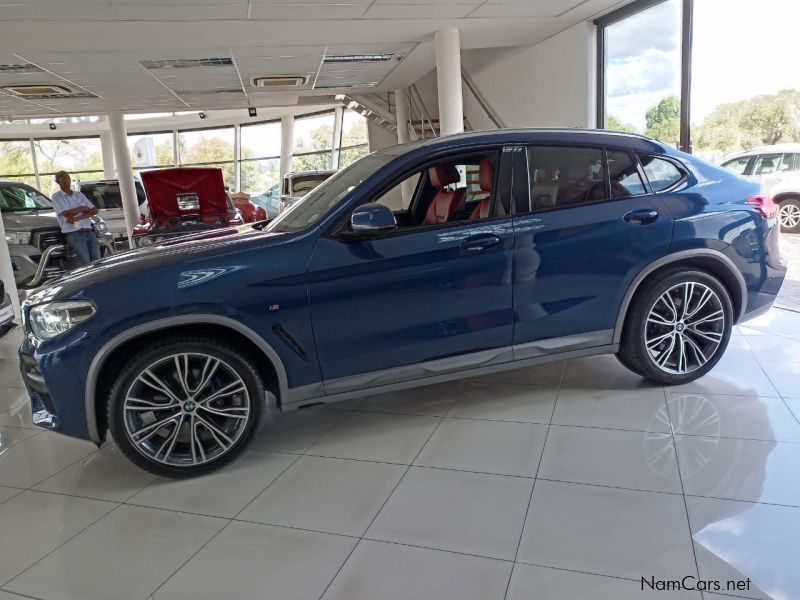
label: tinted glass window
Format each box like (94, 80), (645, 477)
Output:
(0, 183), (51, 212)
(639, 155), (683, 191)
(527, 146), (606, 210)
(608, 150), (646, 198)
(721, 156), (751, 175)
(776, 154), (796, 172)
(752, 154), (782, 175)
(81, 182), (147, 208)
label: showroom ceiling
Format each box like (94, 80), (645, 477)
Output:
(0, 0), (628, 119)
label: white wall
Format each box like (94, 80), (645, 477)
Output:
(462, 21), (597, 129)
(412, 21), (597, 132)
(367, 119), (400, 153)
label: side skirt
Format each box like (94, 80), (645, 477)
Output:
(281, 341), (619, 412)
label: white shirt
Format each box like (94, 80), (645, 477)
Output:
(50, 190), (95, 233)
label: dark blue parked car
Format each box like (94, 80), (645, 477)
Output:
(18, 129), (786, 476)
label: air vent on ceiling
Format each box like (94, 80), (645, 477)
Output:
(323, 53), (397, 64)
(0, 63), (44, 73)
(141, 57), (234, 70)
(251, 76), (308, 88)
(0, 85), (97, 101)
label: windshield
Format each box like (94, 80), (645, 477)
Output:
(290, 174), (332, 196)
(0, 182), (52, 212)
(266, 154), (393, 233)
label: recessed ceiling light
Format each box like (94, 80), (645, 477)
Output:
(323, 53), (397, 64)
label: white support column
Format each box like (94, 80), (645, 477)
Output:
(331, 106), (344, 170)
(395, 88), (409, 144)
(395, 88), (413, 205)
(0, 216), (21, 319)
(99, 127), (116, 180)
(234, 123), (241, 192)
(29, 139), (41, 191)
(435, 28), (464, 136)
(107, 112), (140, 249)
(279, 115), (294, 186)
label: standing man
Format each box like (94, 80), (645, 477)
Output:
(50, 171), (101, 266)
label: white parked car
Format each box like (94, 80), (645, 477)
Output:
(721, 144), (800, 233)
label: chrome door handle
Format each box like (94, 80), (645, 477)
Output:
(623, 209), (659, 225)
(461, 235), (500, 251)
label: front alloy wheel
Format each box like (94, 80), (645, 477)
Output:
(109, 338), (265, 477)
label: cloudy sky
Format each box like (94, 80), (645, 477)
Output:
(605, 0), (800, 132)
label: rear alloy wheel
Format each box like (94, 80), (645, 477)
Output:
(618, 269), (733, 385)
(109, 338), (265, 477)
(778, 198), (800, 233)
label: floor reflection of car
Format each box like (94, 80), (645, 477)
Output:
(721, 144), (800, 233)
(77, 178), (148, 244)
(279, 170), (336, 214)
(131, 167), (244, 248)
(0, 180), (114, 292)
(18, 129), (786, 477)
(0, 278), (14, 336)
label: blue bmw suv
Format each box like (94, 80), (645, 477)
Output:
(19, 129), (786, 476)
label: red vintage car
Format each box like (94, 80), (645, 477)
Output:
(132, 167), (244, 247)
(230, 192), (268, 223)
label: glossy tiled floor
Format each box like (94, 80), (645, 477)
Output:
(1, 309), (799, 600)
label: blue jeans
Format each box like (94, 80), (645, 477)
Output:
(65, 230), (101, 266)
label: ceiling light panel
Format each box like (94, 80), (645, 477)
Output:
(141, 57), (234, 70)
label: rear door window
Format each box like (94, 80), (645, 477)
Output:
(526, 146), (606, 211)
(607, 150), (647, 198)
(721, 155), (751, 175)
(752, 154), (783, 175)
(639, 155), (684, 192)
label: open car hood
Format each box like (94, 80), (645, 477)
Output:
(140, 167), (230, 226)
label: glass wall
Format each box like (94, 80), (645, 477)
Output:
(293, 111), (336, 171)
(127, 132), (175, 173)
(600, 0), (682, 147)
(339, 109), (370, 168)
(690, 0), (800, 162)
(34, 137), (104, 195)
(240, 120), (281, 194)
(179, 126), (236, 189)
(0, 108), (369, 195)
(0, 140), (36, 187)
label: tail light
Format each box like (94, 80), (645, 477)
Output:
(747, 194), (778, 219)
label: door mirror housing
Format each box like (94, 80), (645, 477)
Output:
(346, 203), (397, 238)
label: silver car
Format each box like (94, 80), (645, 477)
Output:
(76, 179), (148, 243)
(278, 170), (336, 214)
(721, 144), (800, 233)
(0, 180), (114, 292)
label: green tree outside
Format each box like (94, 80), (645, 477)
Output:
(644, 96), (681, 144)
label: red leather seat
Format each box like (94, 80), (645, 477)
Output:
(469, 159), (494, 220)
(425, 164), (466, 225)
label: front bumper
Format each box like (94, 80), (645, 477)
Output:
(18, 327), (99, 443)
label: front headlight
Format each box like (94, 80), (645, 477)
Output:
(5, 231), (31, 245)
(29, 301), (96, 340)
(94, 220), (109, 234)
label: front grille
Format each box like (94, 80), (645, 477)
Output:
(33, 228), (63, 252)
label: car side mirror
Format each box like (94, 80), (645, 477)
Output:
(346, 203), (397, 238)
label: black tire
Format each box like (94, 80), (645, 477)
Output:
(617, 267), (733, 385)
(778, 197), (800, 233)
(108, 335), (266, 478)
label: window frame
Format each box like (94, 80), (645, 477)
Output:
(596, 0), (694, 152)
(637, 153), (689, 193)
(328, 146), (511, 240)
(517, 143), (612, 216)
(721, 155), (755, 176)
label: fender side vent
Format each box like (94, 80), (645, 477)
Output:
(272, 324), (308, 360)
